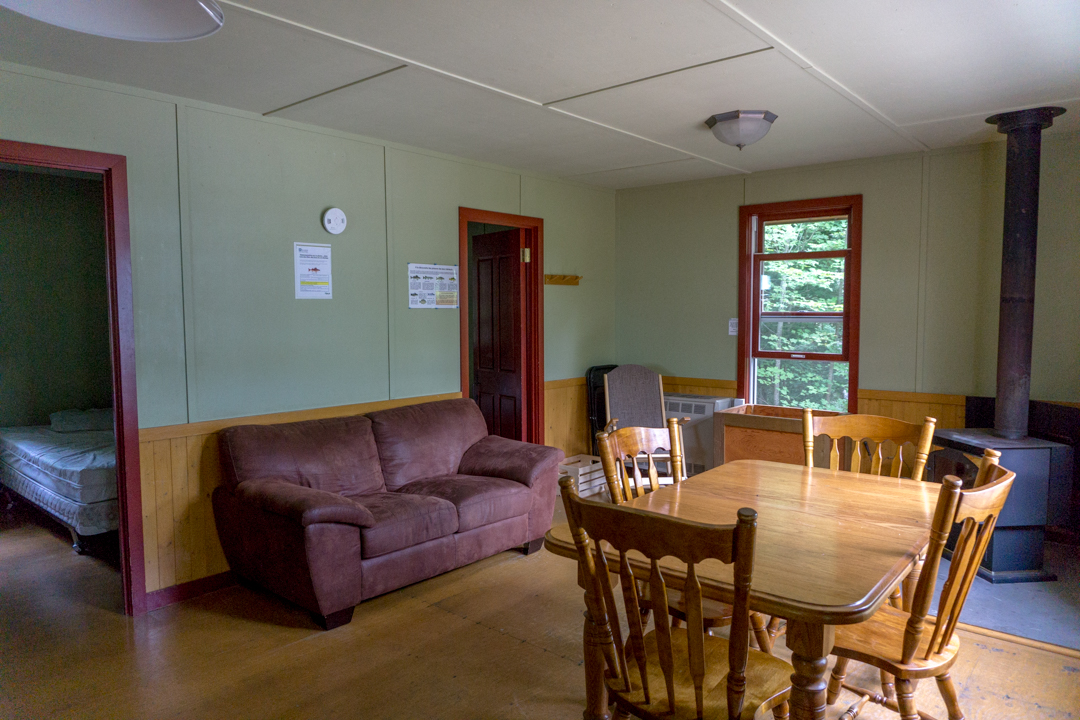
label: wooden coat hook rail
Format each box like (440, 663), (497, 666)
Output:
(544, 274), (581, 286)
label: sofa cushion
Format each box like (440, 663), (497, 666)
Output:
(367, 399), (489, 490)
(219, 415), (385, 495)
(349, 492), (458, 559)
(396, 475), (532, 533)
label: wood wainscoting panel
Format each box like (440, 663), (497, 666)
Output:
(857, 389), (966, 429)
(544, 377), (590, 458)
(662, 376), (738, 398)
(138, 392), (461, 595)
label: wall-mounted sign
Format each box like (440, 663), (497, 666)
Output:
(408, 263), (458, 308)
(295, 243), (332, 299)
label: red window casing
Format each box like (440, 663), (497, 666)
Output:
(737, 195), (862, 413)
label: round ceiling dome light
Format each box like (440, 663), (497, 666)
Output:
(705, 110), (778, 150)
(0, 0), (224, 42)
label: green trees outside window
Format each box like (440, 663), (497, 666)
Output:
(754, 218), (850, 412)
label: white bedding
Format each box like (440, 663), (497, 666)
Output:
(0, 426), (116, 504)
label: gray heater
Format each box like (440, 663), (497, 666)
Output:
(931, 106), (1069, 583)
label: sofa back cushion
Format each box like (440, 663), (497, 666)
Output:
(219, 415), (385, 495)
(368, 398), (489, 489)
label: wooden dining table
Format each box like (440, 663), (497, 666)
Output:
(544, 458), (938, 720)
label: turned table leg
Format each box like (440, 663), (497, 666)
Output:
(785, 620), (835, 720)
(582, 607), (611, 720)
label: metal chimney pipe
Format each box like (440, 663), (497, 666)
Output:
(985, 106), (1065, 439)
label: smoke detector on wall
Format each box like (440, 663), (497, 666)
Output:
(322, 208), (347, 235)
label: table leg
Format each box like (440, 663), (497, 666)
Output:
(785, 620), (835, 720)
(582, 607), (611, 720)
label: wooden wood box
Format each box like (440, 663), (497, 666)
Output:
(714, 405), (842, 466)
(558, 454), (608, 499)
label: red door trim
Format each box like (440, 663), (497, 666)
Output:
(458, 208), (545, 445)
(0, 139), (145, 615)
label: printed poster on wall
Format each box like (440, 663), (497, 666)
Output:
(408, 263), (458, 308)
(295, 243), (332, 299)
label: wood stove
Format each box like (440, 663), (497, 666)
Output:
(930, 105), (1070, 583)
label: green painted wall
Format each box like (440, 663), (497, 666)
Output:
(1030, 134), (1080, 402)
(615, 176), (744, 378)
(0, 67), (187, 427)
(1, 62), (618, 427)
(521, 175), (619, 381)
(614, 136), (1080, 402)
(0, 167), (112, 426)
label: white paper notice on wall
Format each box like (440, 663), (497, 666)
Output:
(408, 263), (459, 308)
(295, 243), (332, 299)
(728, 318), (738, 335)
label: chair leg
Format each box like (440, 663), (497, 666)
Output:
(880, 670), (897, 703)
(887, 583), (903, 609)
(771, 700), (790, 719)
(895, 679), (918, 720)
(826, 657), (850, 705)
(935, 672), (965, 720)
(766, 616), (784, 638)
(751, 612), (773, 654)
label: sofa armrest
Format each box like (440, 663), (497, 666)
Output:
(234, 479), (376, 527)
(458, 436), (565, 487)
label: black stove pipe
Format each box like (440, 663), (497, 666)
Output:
(985, 107), (1065, 439)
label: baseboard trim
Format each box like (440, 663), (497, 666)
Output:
(955, 621), (1080, 659)
(145, 571), (235, 611)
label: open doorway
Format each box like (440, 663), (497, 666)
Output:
(458, 208), (544, 445)
(0, 140), (144, 615)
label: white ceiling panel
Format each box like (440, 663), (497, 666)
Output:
(902, 98), (1080, 149)
(555, 50), (919, 173)
(239, 0), (770, 103)
(0, 5), (400, 114)
(569, 158), (735, 189)
(725, 0), (1080, 127)
(275, 66), (689, 178)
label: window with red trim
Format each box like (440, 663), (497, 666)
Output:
(737, 196), (861, 413)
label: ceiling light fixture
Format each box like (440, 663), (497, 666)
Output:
(0, 0), (224, 42)
(705, 110), (778, 150)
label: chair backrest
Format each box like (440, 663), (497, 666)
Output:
(901, 450), (1015, 663)
(604, 364), (666, 429)
(597, 417), (686, 503)
(803, 409), (936, 481)
(559, 476), (758, 720)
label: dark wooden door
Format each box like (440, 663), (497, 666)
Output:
(470, 229), (526, 440)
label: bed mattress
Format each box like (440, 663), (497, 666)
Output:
(0, 426), (116, 503)
(0, 461), (118, 536)
(0, 426), (118, 536)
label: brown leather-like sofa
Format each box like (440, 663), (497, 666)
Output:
(212, 398), (564, 629)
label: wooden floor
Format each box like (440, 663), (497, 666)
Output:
(2, 504), (1078, 720)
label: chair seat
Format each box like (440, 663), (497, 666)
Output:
(832, 604), (961, 679)
(608, 628), (791, 720)
(640, 585), (734, 628)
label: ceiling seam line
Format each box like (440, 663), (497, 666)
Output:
(542, 46), (774, 106)
(263, 65), (408, 116)
(700, 0), (929, 151)
(218, 0), (750, 173)
(564, 157), (704, 179)
(897, 96), (1080, 127)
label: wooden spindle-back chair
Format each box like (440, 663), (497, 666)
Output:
(559, 477), (792, 720)
(825, 450), (1016, 720)
(794, 410), (939, 695)
(597, 417), (687, 503)
(597, 420), (775, 653)
(803, 409), (937, 481)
